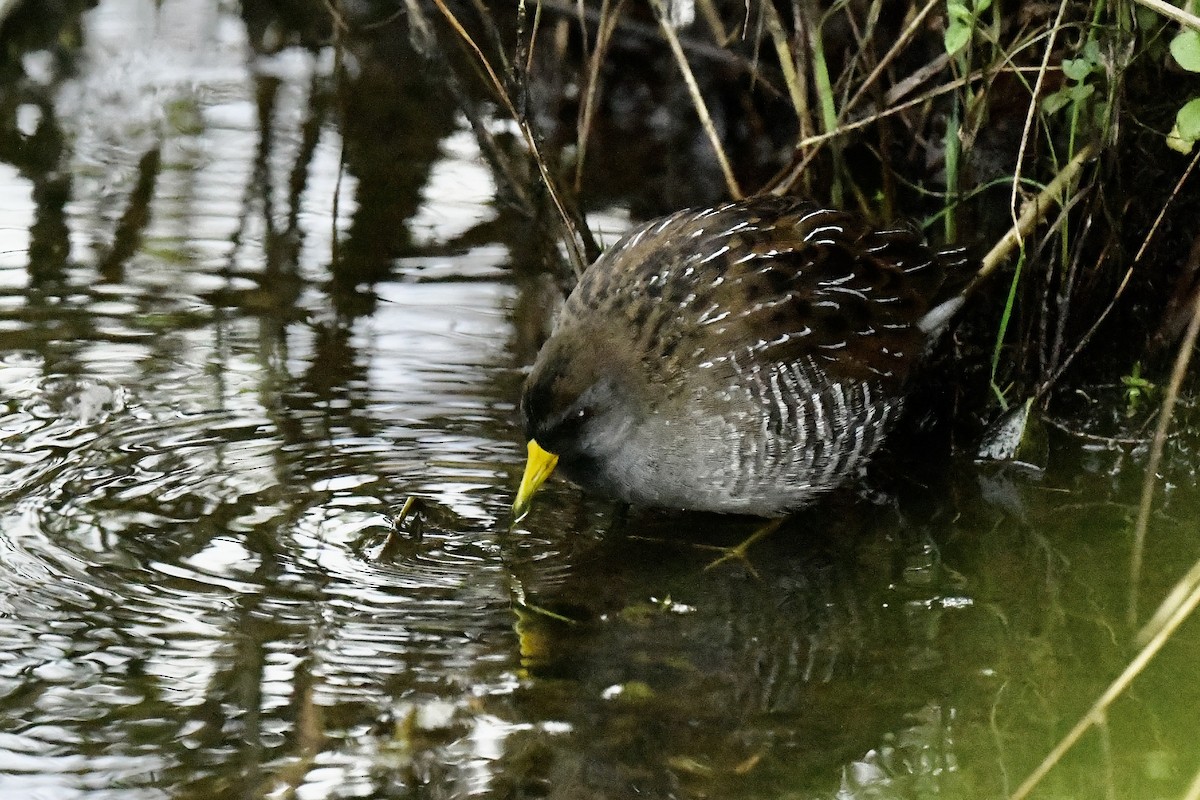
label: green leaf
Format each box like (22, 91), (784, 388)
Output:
(1041, 83), (1097, 116)
(1068, 82), (1096, 103)
(944, 24), (971, 55)
(1179, 97), (1200, 139)
(1166, 97), (1200, 153)
(1167, 125), (1193, 153)
(1171, 30), (1200, 72)
(1062, 57), (1093, 81)
(1041, 87), (1073, 115)
(1062, 40), (1102, 82)
(944, 2), (972, 54)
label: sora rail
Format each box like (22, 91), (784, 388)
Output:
(514, 196), (972, 518)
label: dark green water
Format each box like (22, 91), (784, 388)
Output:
(2, 1), (1200, 798)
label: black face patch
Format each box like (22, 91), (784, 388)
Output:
(521, 343), (604, 455)
(521, 373), (553, 442)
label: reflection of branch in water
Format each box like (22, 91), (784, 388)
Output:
(215, 63), (327, 315)
(96, 146), (162, 283)
(216, 73), (303, 314)
(332, 21), (460, 297)
(288, 69), (332, 241)
(4, 96), (74, 281)
(396, 0), (531, 217)
(261, 656), (326, 797)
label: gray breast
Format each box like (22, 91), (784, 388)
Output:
(608, 355), (900, 515)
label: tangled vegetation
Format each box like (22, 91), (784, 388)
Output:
(381, 0), (1200, 404)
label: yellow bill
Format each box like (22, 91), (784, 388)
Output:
(512, 439), (559, 519)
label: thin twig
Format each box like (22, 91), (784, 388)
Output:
(360, 6), (406, 31)
(842, 0), (941, 118)
(524, 0), (543, 75)
(694, 0), (730, 44)
(532, 0), (777, 80)
(1128, 265), (1200, 625)
(575, 0), (591, 62)
(1009, 0), (1069, 234)
(575, 0), (626, 193)
(760, 0), (806, 122)
(1039, 149), (1200, 397)
(838, 0), (883, 106)
(468, 0), (512, 76)
(320, 0), (349, 31)
(772, 72), (973, 193)
(1141, 548), (1200, 647)
(428, 0), (588, 275)
(646, 0), (743, 199)
(884, 51), (953, 107)
(401, 0), (535, 216)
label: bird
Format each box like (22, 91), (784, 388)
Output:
(513, 195), (973, 519)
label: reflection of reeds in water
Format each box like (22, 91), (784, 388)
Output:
(1015, 203), (1200, 800)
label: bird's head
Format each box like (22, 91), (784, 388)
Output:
(513, 324), (644, 518)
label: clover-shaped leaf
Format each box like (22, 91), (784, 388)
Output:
(1171, 29), (1200, 72)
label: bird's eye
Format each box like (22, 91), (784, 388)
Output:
(542, 404), (593, 451)
(559, 405), (592, 433)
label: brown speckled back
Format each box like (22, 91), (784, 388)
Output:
(565, 197), (967, 389)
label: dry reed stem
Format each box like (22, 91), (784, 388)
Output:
(1132, 0), (1200, 31)
(760, 0), (807, 123)
(428, 0), (589, 275)
(964, 141), (1097, 296)
(773, 63), (1061, 194)
(884, 52), (953, 106)
(575, 0), (591, 60)
(320, 0), (348, 31)
(469, 0), (513, 74)
(1009, 556), (1200, 800)
(575, 0), (625, 192)
(771, 72), (974, 193)
(401, 0), (536, 215)
(523, 0), (544, 76)
(647, 0), (744, 199)
(533, 0), (763, 75)
(1142, 549), (1200, 647)
(694, 0), (729, 44)
(1011, 217), (1200, 797)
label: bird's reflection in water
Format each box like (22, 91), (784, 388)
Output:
(497, 481), (982, 800)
